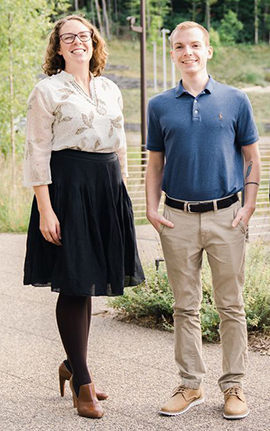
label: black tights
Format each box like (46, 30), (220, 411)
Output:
(56, 294), (92, 394)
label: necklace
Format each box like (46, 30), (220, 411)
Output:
(70, 78), (107, 116)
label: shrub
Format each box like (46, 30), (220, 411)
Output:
(110, 269), (174, 326)
(0, 155), (32, 232)
(209, 28), (221, 57)
(264, 72), (270, 82)
(231, 70), (265, 87)
(218, 10), (243, 45)
(109, 242), (270, 341)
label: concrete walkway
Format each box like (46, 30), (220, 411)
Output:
(0, 231), (270, 431)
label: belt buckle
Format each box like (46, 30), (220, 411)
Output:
(187, 202), (200, 212)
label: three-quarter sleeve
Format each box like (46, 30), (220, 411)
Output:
(115, 89), (128, 177)
(23, 86), (54, 187)
(117, 142), (128, 178)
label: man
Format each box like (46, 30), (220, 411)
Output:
(146, 21), (260, 420)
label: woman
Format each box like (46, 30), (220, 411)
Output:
(23, 15), (144, 419)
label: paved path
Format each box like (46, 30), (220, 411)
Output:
(0, 232), (270, 431)
(244, 85), (270, 93)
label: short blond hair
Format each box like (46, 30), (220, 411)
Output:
(170, 21), (210, 47)
(43, 15), (108, 77)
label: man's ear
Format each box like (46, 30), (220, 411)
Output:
(207, 45), (214, 60)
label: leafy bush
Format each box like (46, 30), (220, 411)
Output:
(218, 10), (244, 45)
(110, 269), (174, 325)
(109, 243), (270, 341)
(264, 72), (270, 82)
(244, 242), (270, 331)
(0, 156), (32, 232)
(209, 28), (221, 54)
(235, 71), (265, 86)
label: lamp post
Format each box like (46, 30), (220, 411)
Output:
(161, 28), (170, 91)
(127, 0), (147, 166)
(152, 41), (157, 92)
(171, 59), (176, 88)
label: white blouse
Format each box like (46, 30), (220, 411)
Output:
(24, 70), (128, 187)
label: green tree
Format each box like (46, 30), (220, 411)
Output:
(262, 0), (270, 43)
(205, 0), (218, 30)
(190, 0), (201, 21)
(0, 0), (68, 166)
(218, 10), (243, 44)
(128, 0), (170, 41)
(254, 0), (260, 43)
(209, 27), (221, 56)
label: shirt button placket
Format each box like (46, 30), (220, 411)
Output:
(192, 98), (200, 120)
(193, 98), (199, 118)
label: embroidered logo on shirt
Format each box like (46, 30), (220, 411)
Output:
(218, 113), (223, 120)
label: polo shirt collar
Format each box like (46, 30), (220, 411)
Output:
(175, 75), (215, 98)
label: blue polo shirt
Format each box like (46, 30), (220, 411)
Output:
(147, 76), (259, 201)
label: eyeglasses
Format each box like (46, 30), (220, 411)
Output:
(59, 31), (93, 44)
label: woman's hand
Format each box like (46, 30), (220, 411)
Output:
(33, 185), (62, 246)
(39, 208), (62, 246)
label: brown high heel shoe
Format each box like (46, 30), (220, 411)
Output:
(70, 376), (104, 419)
(59, 362), (108, 400)
(59, 362), (72, 397)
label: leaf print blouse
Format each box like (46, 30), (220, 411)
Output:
(24, 70), (128, 187)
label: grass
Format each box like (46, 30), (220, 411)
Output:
(0, 155), (32, 232)
(245, 93), (270, 136)
(106, 41), (270, 135)
(1, 41), (270, 232)
(107, 40), (270, 87)
(109, 242), (270, 341)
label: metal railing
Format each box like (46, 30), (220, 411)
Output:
(127, 137), (270, 241)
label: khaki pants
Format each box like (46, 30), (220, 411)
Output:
(160, 200), (248, 392)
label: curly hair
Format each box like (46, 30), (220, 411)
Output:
(43, 15), (108, 76)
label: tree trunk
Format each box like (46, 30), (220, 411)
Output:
(8, 13), (15, 184)
(107, 0), (112, 31)
(114, 0), (119, 36)
(74, 0), (79, 10)
(146, 0), (151, 33)
(89, 0), (96, 26)
(263, 3), (269, 43)
(101, 0), (111, 39)
(254, 0), (259, 44)
(94, 0), (104, 34)
(192, 0), (196, 21)
(235, 0), (239, 15)
(205, 0), (211, 31)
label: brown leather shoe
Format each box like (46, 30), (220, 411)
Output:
(223, 386), (249, 419)
(59, 362), (72, 397)
(70, 376), (104, 419)
(159, 385), (204, 416)
(59, 362), (108, 400)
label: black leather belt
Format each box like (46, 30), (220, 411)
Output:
(165, 194), (238, 213)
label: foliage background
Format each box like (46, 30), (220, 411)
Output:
(0, 1), (269, 338)
(1, 0), (270, 161)
(110, 243), (270, 340)
(0, 0), (269, 232)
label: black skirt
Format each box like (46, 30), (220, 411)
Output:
(24, 149), (145, 296)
